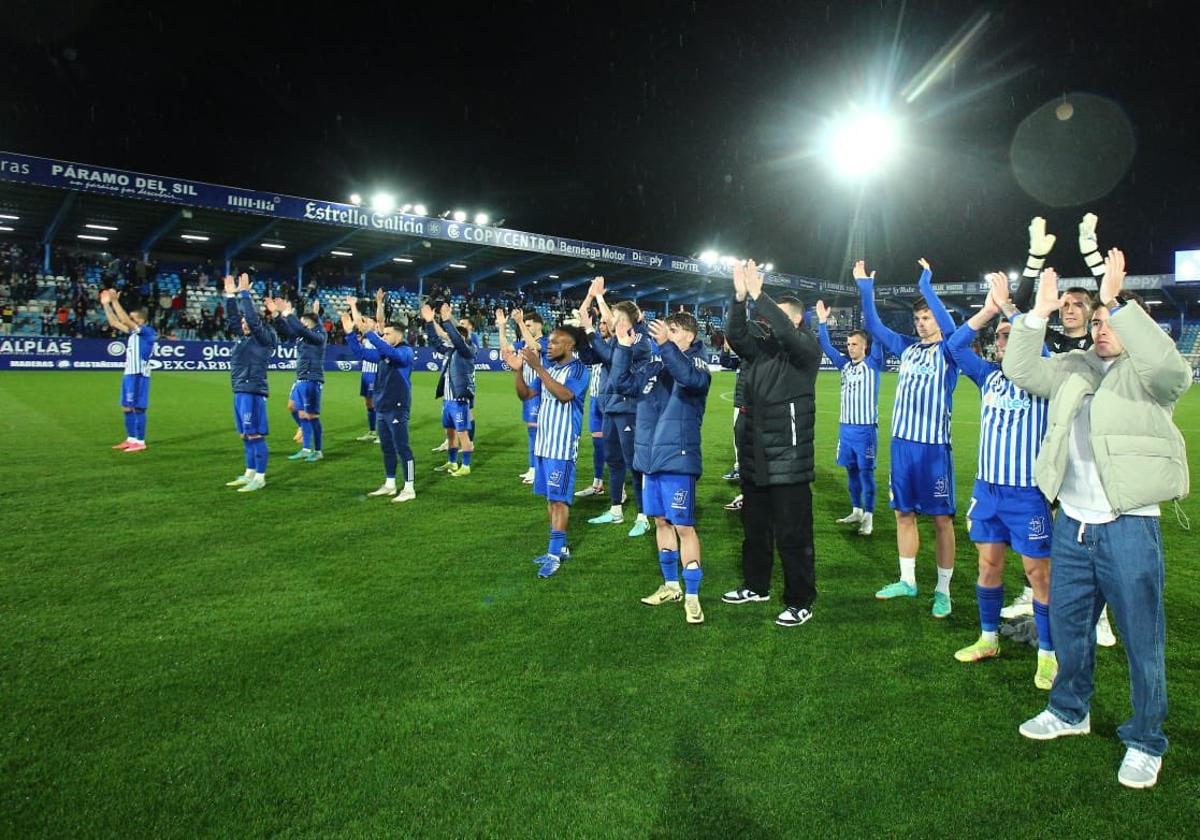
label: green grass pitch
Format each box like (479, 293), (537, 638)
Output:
(2, 369), (1198, 837)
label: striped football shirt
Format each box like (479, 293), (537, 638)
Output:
(891, 342), (956, 444)
(840, 360), (879, 425)
(124, 326), (155, 376)
(977, 369), (1047, 487)
(533, 358), (590, 461)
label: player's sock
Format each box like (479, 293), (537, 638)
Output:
(592, 438), (606, 481)
(846, 464), (862, 509)
(134, 411), (147, 443)
(383, 476), (397, 488)
(976, 583), (1004, 637)
(405, 459), (415, 484)
(461, 451), (472, 467)
(300, 419), (313, 450)
(548, 529), (567, 558)
(1033, 598), (1053, 651)
(609, 504), (623, 517)
(899, 556), (917, 587)
(243, 439), (255, 470)
(447, 447), (458, 465)
(658, 549), (680, 585)
(252, 438), (269, 474)
(123, 412), (136, 440)
(527, 426), (537, 469)
(935, 566), (954, 596)
(291, 410), (302, 431)
(367, 408), (376, 431)
(310, 418), (323, 452)
(682, 562), (702, 596)
(861, 468), (877, 510)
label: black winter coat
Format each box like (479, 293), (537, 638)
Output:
(726, 293), (821, 486)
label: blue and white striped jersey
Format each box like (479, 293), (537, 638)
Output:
(891, 342), (957, 444)
(361, 358), (378, 376)
(840, 361), (880, 425)
(589, 363), (603, 396)
(124, 325), (156, 376)
(533, 358), (590, 461)
(977, 369), (1046, 487)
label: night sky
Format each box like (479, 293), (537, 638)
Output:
(3, 0), (1196, 286)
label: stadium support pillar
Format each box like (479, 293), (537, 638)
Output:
(139, 209), (184, 263)
(224, 220), (281, 278)
(360, 272), (367, 295)
(417, 277), (424, 298)
(721, 299), (728, 323)
(41, 190), (78, 272)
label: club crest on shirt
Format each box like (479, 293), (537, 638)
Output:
(933, 476), (949, 497)
(549, 469), (563, 488)
(671, 488), (689, 509)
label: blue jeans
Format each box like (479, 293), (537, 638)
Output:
(1047, 513), (1168, 756)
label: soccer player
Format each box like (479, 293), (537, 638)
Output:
(814, 299), (884, 535)
(222, 274), (278, 492)
(924, 275), (1057, 689)
(612, 312), (711, 624)
(857, 258), (959, 618)
(582, 277), (650, 537)
(346, 302), (417, 502)
(268, 296), (328, 463)
(99, 288), (157, 453)
(423, 302), (476, 476)
(349, 288), (386, 443)
(498, 307), (547, 485)
(508, 325), (590, 578)
(576, 308), (610, 498)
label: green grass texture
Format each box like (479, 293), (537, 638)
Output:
(2, 370), (1198, 838)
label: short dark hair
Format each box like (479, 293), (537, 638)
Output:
(458, 315), (475, 330)
(776, 295), (804, 311)
(613, 301), (641, 323)
(301, 313), (317, 326)
(386, 319), (406, 332)
(554, 324), (586, 349)
(1116, 290), (1146, 311)
(912, 297), (931, 314)
(665, 311), (699, 337)
(848, 329), (870, 344)
(523, 311), (544, 325)
(456, 325), (470, 339)
(1064, 287), (1097, 312)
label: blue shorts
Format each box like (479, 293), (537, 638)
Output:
(588, 397), (604, 434)
(889, 438), (956, 515)
(967, 479), (1052, 558)
(359, 374), (376, 399)
(534, 456), (576, 505)
(120, 374), (150, 410)
(642, 472), (696, 526)
(292, 380), (322, 414)
(522, 395), (541, 425)
(836, 423), (877, 469)
(441, 399), (471, 432)
(233, 393), (269, 436)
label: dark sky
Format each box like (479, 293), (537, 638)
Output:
(3, 0), (1196, 286)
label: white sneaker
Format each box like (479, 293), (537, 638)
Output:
(368, 483), (397, 497)
(1117, 747), (1162, 789)
(836, 509), (864, 524)
(1001, 587), (1035, 619)
(355, 432), (376, 442)
(225, 473), (252, 487)
(858, 513), (874, 536)
(684, 594), (704, 624)
(432, 440), (449, 452)
(574, 483), (605, 497)
(1096, 607), (1117, 647)
(519, 467), (535, 483)
(236, 476), (266, 493)
(393, 486), (416, 503)
(1018, 710), (1090, 741)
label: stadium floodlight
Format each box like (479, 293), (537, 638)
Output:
(330, 250), (354, 257)
(261, 242), (286, 250)
(501, 269), (516, 274)
(393, 257), (414, 263)
(823, 110), (901, 179)
(1008, 271), (1018, 281)
(349, 193), (363, 206)
(449, 263), (467, 269)
(474, 212), (489, 225)
(452, 210), (467, 222)
(764, 263), (775, 271)
(413, 204), (428, 216)
(371, 192), (396, 214)
(548, 274), (559, 279)
(0, 213), (18, 221)
(78, 234), (108, 242)
(180, 234), (210, 241)
(699, 249), (719, 263)
(401, 203), (413, 212)
(720, 255), (739, 266)
(86, 223), (119, 231)
(0, 226), (14, 232)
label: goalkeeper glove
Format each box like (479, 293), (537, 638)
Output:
(1079, 212), (1105, 281)
(1024, 216), (1057, 281)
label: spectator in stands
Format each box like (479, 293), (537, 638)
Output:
(0, 302), (13, 335)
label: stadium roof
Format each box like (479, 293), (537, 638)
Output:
(2, 151), (1196, 317)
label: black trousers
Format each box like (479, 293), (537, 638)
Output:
(740, 481), (816, 608)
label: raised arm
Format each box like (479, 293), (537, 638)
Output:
(657, 338), (711, 395)
(106, 290), (138, 332)
(1099, 249), (1192, 405)
(815, 302), (849, 369)
(610, 339), (649, 397)
(522, 348), (575, 402)
(916, 259), (956, 338)
(364, 330), (415, 367)
(99, 290), (131, 334)
(854, 261), (914, 357)
(1001, 268), (1067, 398)
(946, 289), (1001, 387)
(374, 287), (386, 325)
(282, 312), (327, 344)
(752, 292), (821, 369)
(1012, 216), (1057, 312)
